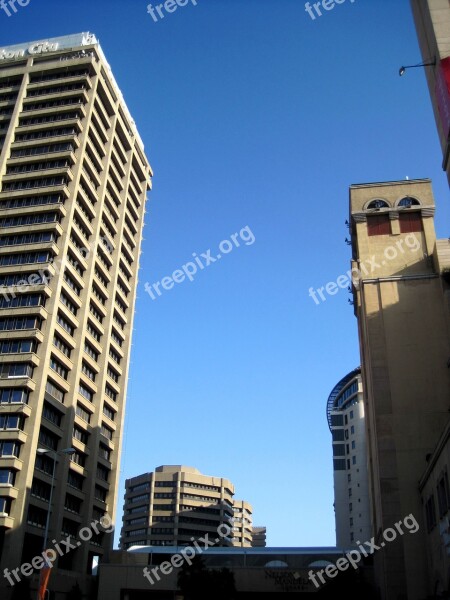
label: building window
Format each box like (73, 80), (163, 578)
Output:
(56, 312), (74, 336)
(38, 427), (59, 451)
(0, 316), (41, 331)
(398, 197), (420, 208)
(35, 453), (54, 476)
(42, 402), (63, 427)
(72, 425), (88, 445)
(71, 450), (86, 468)
(99, 443), (111, 462)
(367, 214), (390, 236)
(0, 388), (29, 404)
(399, 212), (423, 233)
(84, 341), (99, 361)
(352, 456), (356, 465)
(0, 293), (43, 309)
(0, 442), (20, 458)
(53, 334), (71, 358)
(367, 199), (389, 209)
(31, 478), (51, 502)
(78, 383), (94, 403)
(425, 495), (437, 532)
(351, 425), (355, 435)
(0, 414), (22, 430)
(65, 493), (82, 514)
(96, 464), (109, 482)
(67, 470), (84, 491)
(100, 423), (113, 441)
(76, 403), (91, 424)
(0, 469), (16, 485)
(60, 292), (77, 316)
(105, 385), (117, 403)
(50, 356), (69, 380)
(45, 379), (65, 404)
(437, 472), (450, 518)
(333, 445), (345, 456)
(351, 441), (356, 450)
(0, 362), (34, 379)
(87, 320), (101, 342)
(107, 365), (119, 383)
(0, 497), (11, 515)
(27, 504), (47, 528)
(82, 361), (96, 382)
(89, 302), (103, 324)
(102, 404), (115, 421)
(350, 410), (354, 419)
(94, 485), (107, 503)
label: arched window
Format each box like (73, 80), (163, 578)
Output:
(367, 199), (389, 209)
(398, 197), (420, 207)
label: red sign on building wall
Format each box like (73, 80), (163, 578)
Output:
(435, 57), (450, 138)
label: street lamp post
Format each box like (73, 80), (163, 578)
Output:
(399, 58), (436, 77)
(35, 447), (75, 599)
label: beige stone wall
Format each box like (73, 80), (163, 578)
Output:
(351, 179), (450, 599)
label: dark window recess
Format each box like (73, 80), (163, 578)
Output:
(399, 212), (423, 233)
(437, 472), (450, 518)
(425, 495), (437, 533)
(367, 214), (390, 236)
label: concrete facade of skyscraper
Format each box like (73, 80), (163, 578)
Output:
(327, 368), (371, 549)
(120, 466), (235, 549)
(349, 179), (450, 600)
(410, 0), (450, 184)
(0, 33), (152, 599)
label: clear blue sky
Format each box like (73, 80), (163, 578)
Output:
(2, 0), (449, 547)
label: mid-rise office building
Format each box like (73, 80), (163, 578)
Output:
(410, 0), (450, 184)
(231, 499), (253, 547)
(251, 526), (266, 547)
(120, 466), (235, 548)
(327, 368), (371, 548)
(349, 179), (450, 600)
(0, 33), (152, 599)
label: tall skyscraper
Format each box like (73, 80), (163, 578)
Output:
(349, 179), (450, 600)
(409, 0), (450, 184)
(0, 33), (152, 598)
(327, 368), (371, 548)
